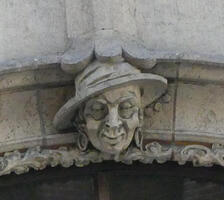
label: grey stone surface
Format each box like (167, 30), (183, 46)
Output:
(175, 83), (224, 144)
(179, 63), (224, 83)
(34, 66), (73, 86)
(65, 0), (224, 65)
(0, 90), (41, 142)
(149, 62), (178, 79)
(0, 0), (67, 63)
(0, 133), (76, 153)
(0, 55), (62, 75)
(61, 36), (94, 75)
(2, 0), (224, 170)
(122, 39), (157, 69)
(95, 30), (123, 63)
(1, 1), (224, 67)
(0, 65), (73, 92)
(65, 0), (94, 38)
(0, 71), (35, 91)
(117, 0), (224, 60)
(143, 83), (175, 142)
(39, 86), (74, 135)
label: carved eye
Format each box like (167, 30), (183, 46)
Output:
(118, 100), (136, 119)
(120, 101), (133, 109)
(90, 102), (108, 120)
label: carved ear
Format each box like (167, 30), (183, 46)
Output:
(77, 132), (89, 152)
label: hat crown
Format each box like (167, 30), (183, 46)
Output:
(75, 61), (140, 97)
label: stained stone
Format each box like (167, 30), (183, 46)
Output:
(143, 83), (175, 142)
(39, 86), (75, 135)
(0, 90), (42, 142)
(34, 66), (73, 85)
(0, 66), (73, 92)
(179, 63), (224, 83)
(175, 83), (224, 144)
(150, 62), (178, 79)
(0, 71), (35, 91)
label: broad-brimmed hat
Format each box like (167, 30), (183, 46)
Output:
(54, 61), (167, 130)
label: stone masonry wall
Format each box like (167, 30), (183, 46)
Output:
(1, 62), (224, 155)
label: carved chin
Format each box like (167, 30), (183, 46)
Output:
(98, 130), (131, 154)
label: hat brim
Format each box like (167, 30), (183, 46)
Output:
(53, 73), (167, 130)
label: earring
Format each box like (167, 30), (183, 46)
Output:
(77, 132), (89, 151)
(134, 127), (143, 151)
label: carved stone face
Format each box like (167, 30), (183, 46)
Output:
(84, 85), (141, 154)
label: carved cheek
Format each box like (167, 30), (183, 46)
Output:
(85, 117), (102, 149)
(124, 111), (140, 130)
(85, 117), (102, 146)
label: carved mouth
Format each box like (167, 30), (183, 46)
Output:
(102, 133), (125, 145)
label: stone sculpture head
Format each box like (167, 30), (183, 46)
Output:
(54, 61), (167, 155)
(83, 85), (142, 154)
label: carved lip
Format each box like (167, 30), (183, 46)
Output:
(102, 133), (125, 145)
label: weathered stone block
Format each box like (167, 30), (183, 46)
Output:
(0, 71), (35, 91)
(0, 66), (73, 92)
(35, 66), (73, 86)
(39, 86), (75, 135)
(175, 83), (224, 144)
(143, 83), (174, 141)
(179, 63), (224, 83)
(0, 90), (42, 142)
(150, 62), (177, 79)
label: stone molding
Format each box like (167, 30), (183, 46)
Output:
(1, 31), (224, 77)
(1, 31), (224, 176)
(0, 142), (172, 176)
(1, 143), (224, 176)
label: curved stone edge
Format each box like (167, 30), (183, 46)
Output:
(61, 35), (94, 75)
(0, 54), (63, 76)
(1, 142), (224, 176)
(2, 30), (224, 76)
(95, 30), (123, 63)
(173, 144), (224, 167)
(0, 133), (76, 154)
(1, 52), (224, 77)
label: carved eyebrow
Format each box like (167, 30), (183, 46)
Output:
(98, 93), (136, 104)
(117, 96), (137, 103)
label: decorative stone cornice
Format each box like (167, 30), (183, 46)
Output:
(60, 30), (159, 76)
(0, 142), (172, 176)
(174, 144), (224, 167)
(1, 143), (224, 176)
(1, 30), (224, 176)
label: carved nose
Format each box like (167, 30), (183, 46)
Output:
(105, 108), (122, 128)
